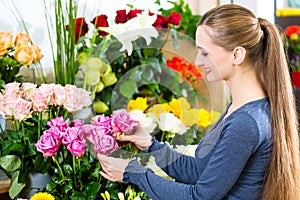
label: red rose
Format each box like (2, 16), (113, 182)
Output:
(127, 9), (142, 19)
(92, 14), (109, 36)
(66, 18), (89, 43)
(168, 12), (181, 26)
(115, 9), (127, 24)
(285, 25), (300, 37)
(152, 14), (169, 30)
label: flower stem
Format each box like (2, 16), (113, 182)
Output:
(72, 155), (77, 189)
(52, 156), (66, 183)
(38, 112), (42, 139)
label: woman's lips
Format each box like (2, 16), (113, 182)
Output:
(205, 68), (212, 74)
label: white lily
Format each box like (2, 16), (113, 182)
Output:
(98, 13), (159, 55)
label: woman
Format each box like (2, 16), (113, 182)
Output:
(97, 4), (300, 200)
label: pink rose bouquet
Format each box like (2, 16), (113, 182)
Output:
(0, 82), (93, 199)
(30, 108), (139, 199)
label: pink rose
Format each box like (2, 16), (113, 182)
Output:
(77, 88), (92, 108)
(111, 109), (139, 133)
(61, 127), (82, 145)
(63, 85), (83, 113)
(92, 115), (113, 135)
(47, 116), (69, 132)
(70, 119), (84, 128)
(3, 82), (20, 95)
(20, 82), (37, 100)
(35, 130), (61, 157)
(81, 125), (100, 144)
(13, 97), (32, 121)
(67, 139), (86, 157)
(93, 132), (119, 155)
(52, 84), (66, 106)
(31, 89), (51, 112)
(0, 93), (19, 117)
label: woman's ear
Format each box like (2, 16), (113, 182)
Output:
(232, 46), (246, 65)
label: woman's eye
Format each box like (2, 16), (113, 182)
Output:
(201, 51), (208, 56)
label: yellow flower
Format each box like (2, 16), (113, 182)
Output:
(127, 97), (148, 111)
(169, 97), (191, 118)
(181, 108), (199, 126)
(210, 110), (221, 123)
(290, 33), (299, 40)
(101, 191), (111, 200)
(197, 108), (212, 127)
(30, 192), (55, 200)
(147, 104), (170, 118)
(169, 98), (181, 117)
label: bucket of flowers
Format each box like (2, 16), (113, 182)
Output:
(284, 25), (300, 88)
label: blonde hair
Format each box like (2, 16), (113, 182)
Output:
(198, 4), (300, 200)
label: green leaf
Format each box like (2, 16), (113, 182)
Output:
(85, 182), (101, 198)
(70, 191), (86, 200)
(119, 81), (137, 97)
(9, 171), (25, 199)
(0, 155), (21, 171)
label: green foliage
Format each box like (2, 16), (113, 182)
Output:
(0, 54), (23, 85)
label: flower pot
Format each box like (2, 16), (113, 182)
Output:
(18, 172), (50, 199)
(292, 71), (300, 88)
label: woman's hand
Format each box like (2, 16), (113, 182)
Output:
(117, 126), (153, 151)
(97, 153), (130, 182)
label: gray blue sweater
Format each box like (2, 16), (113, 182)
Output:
(124, 98), (272, 200)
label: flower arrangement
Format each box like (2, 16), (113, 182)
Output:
(0, 82), (92, 199)
(284, 25), (300, 71)
(0, 32), (44, 86)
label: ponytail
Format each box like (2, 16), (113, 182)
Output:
(258, 18), (300, 200)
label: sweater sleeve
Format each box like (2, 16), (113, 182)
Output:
(123, 112), (259, 200)
(143, 137), (202, 184)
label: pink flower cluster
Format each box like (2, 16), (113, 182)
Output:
(0, 82), (92, 121)
(35, 109), (140, 157)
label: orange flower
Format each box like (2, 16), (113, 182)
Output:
(166, 56), (202, 87)
(15, 31), (31, 45)
(31, 44), (44, 63)
(0, 32), (14, 56)
(14, 44), (34, 66)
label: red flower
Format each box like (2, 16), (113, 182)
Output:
(166, 56), (202, 87)
(91, 14), (109, 36)
(66, 18), (89, 43)
(285, 25), (300, 37)
(115, 9), (127, 24)
(127, 9), (142, 20)
(168, 12), (182, 26)
(151, 14), (169, 30)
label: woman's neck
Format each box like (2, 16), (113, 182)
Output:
(226, 66), (266, 115)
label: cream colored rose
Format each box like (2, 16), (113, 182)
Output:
(13, 97), (32, 121)
(20, 82), (37, 100)
(52, 84), (66, 106)
(14, 45), (34, 66)
(31, 89), (51, 112)
(15, 32), (31, 45)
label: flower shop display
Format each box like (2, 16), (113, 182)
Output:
(0, 82), (92, 199)
(0, 1), (227, 199)
(0, 32), (44, 86)
(284, 25), (300, 88)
